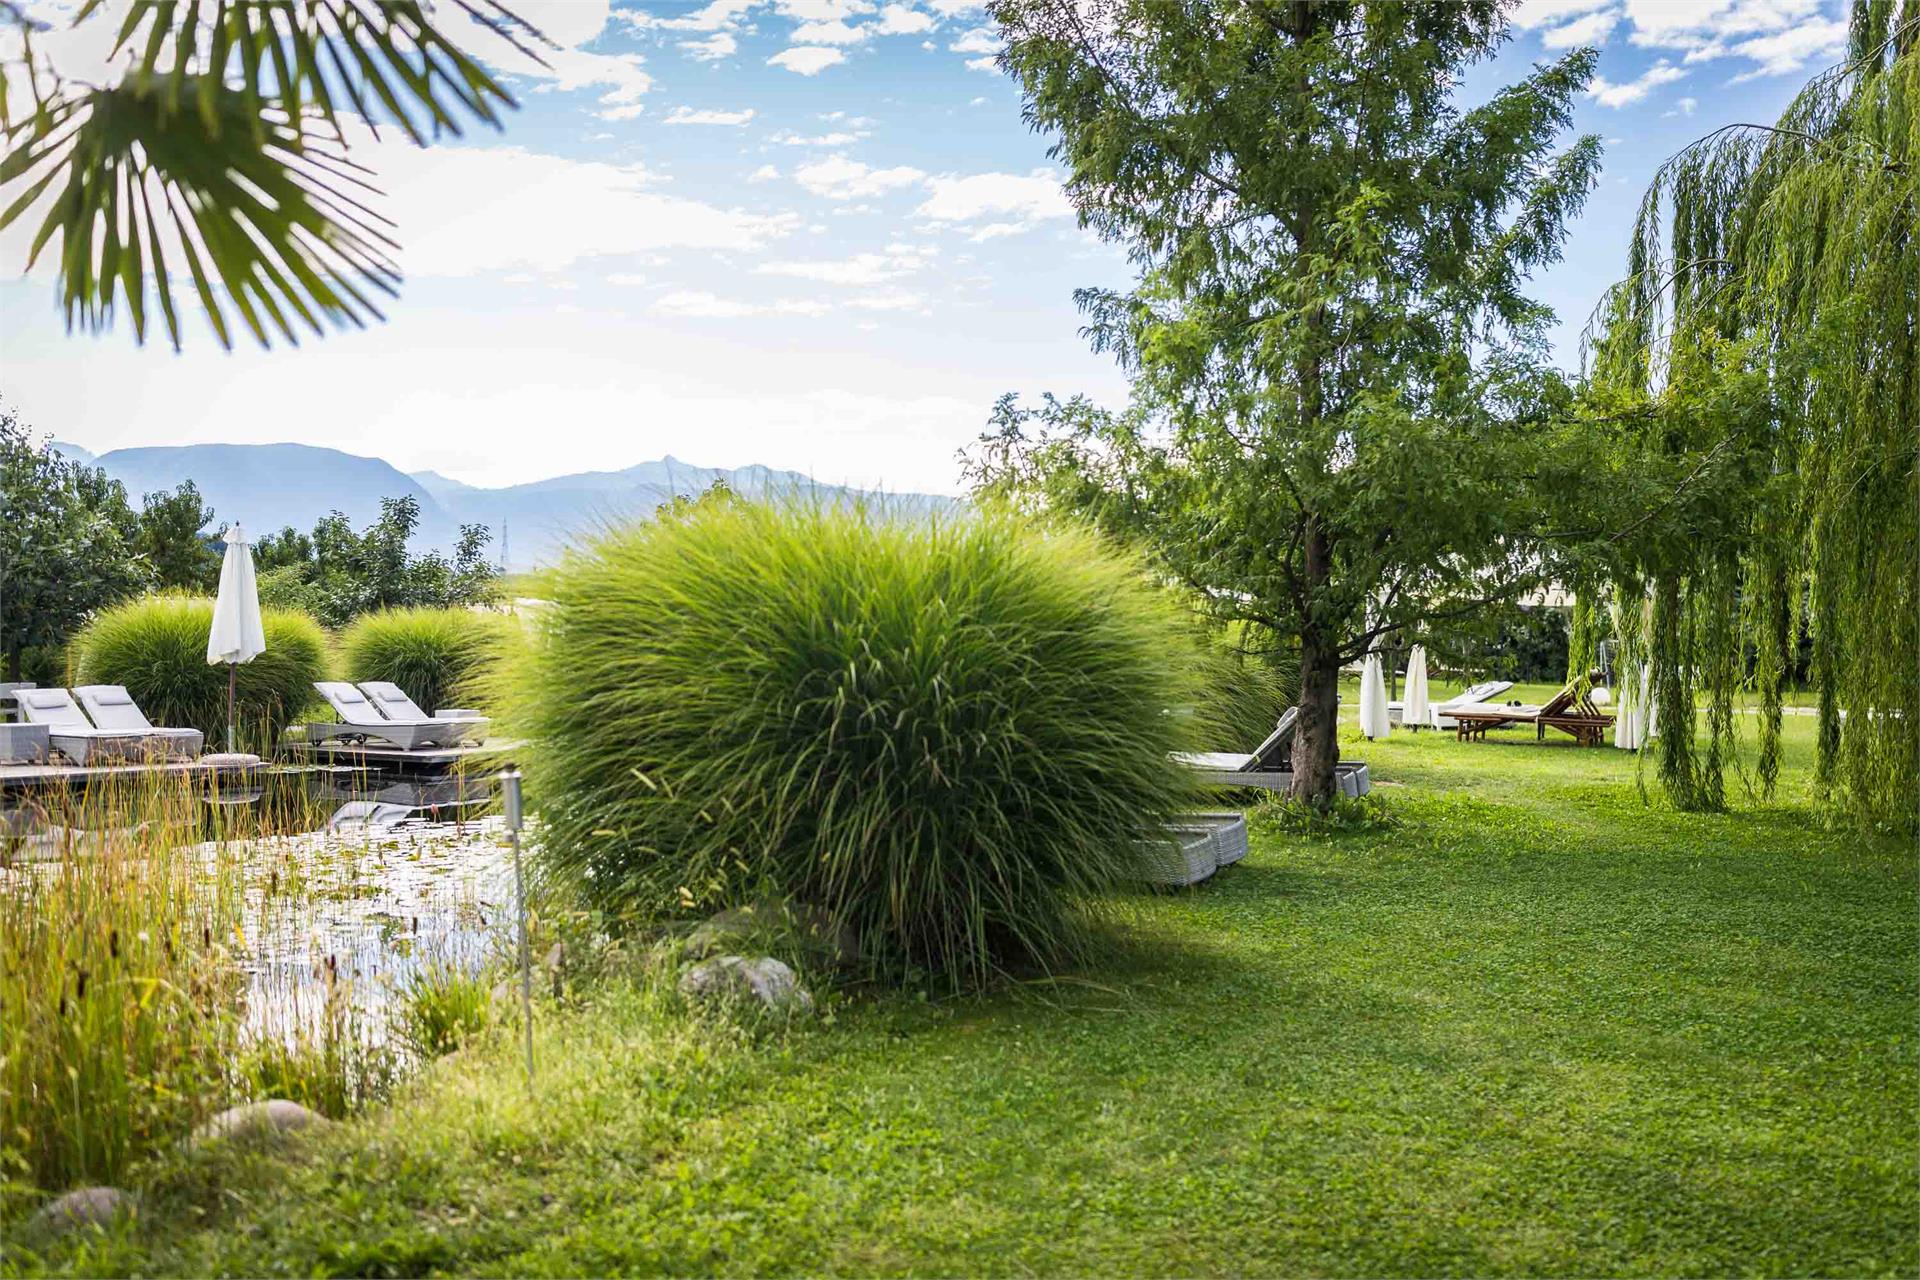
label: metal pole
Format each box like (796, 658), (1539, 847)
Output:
(227, 662), (237, 752)
(501, 768), (534, 1093)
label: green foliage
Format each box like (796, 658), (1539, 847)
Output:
(1584, 10), (1918, 828)
(0, 408), (149, 679)
(506, 502), (1204, 990)
(339, 606), (508, 714)
(259, 496), (501, 628)
(13, 714), (1913, 1277)
(71, 595), (330, 748)
(391, 962), (495, 1061)
(1193, 631), (1295, 749)
(136, 480), (220, 591)
(976, 1), (1602, 802)
(0, 1), (540, 350)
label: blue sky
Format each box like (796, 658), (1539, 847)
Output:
(0, 0), (1845, 493)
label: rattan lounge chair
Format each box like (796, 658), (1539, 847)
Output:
(306, 682), (485, 751)
(73, 686), (205, 759)
(1174, 707), (1372, 796)
(15, 688), (194, 765)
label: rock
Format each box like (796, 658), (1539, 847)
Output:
(679, 955), (813, 1014)
(32, 1186), (132, 1234)
(192, 1099), (329, 1146)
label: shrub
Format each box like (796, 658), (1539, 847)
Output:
(504, 503), (1204, 990)
(1193, 635), (1296, 749)
(339, 606), (508, 714)
(71, 595), (330, 749)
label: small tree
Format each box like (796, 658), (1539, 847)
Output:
(261, 496), (499, 627)
(0, 409), (149, 680)
(975, 0), (1601, 804)
(137, 481), (220, 591)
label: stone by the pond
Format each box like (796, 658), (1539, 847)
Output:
(32, 1186), (132, 1234)
(679, 955), (813, 1014)
(192, 1099), (329, 1146)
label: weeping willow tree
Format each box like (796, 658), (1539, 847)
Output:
(1585, 2), (1917, 829)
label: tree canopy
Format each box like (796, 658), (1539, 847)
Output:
(973, 0), (1601, 802)
(1583, 2), (1916, 829)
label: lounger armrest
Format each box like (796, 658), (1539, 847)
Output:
(434, 709), (483, 720)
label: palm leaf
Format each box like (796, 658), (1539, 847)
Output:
(0, 0), (547, 349)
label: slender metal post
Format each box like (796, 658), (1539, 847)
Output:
(226, 662), (238, 752)
(502, 768), (534, 1093)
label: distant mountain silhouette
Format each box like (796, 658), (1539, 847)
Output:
(76, 442), (958, 570)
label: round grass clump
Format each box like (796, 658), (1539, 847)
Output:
(339, 606), (508, 714)
(507, 503), (1204, 989)
(71, 595), (330, 749)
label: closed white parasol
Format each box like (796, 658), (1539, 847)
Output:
(1359, 652), (1391, 740)
(1403, 644), (1430, 732)
(206, 523), (266, 750)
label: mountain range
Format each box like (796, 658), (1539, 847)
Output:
(51, 441), (959, 571)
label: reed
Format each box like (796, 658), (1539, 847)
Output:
(69, 594), (330, 750)
(338, 606), (511, 715)
(500, 501), (1206, 991)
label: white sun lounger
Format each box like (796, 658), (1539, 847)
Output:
(1174, 706), (1371, 797)
(355, 682), (490, 743)
(15, 687), (197, 765)
(1391, 679), (1515, 728)
(73, 686), (205, 759)
(306, 682), (487, 751)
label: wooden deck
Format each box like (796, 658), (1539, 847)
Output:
(0, 755), (268, 791)
(278, 738), (526, 771)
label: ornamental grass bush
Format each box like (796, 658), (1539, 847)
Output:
(339, 606), (509, 714)
(71, 595), (329, 749)
(505, 502), (1205, 990)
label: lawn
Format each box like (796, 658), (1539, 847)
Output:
(9, 702), (1914, 1277)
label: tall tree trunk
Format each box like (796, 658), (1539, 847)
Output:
(1290, 522), (1340, 807)
(4, 646), (19, 684)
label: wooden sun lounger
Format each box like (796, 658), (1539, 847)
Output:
(1451, 681), (1613, 747)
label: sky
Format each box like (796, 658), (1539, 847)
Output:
(0, 0), (1847, 495)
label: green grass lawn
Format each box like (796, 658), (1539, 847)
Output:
(9, 708), (1914, 1277)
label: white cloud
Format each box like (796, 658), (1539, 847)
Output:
(792, 18), (872, 43)
(748, 164), (782, 182)
(1510, 0), (1614, 27)
(653, 290), (831, 318)
(1725, 17), (1849, 78)
(1540, 7), (1619, 48)
(606, 273), (650, 286)
(769, 45), (848, 74)
(770, 129), (870, 145)
(363, 142), (797, 276)
(916, 170), (1073, 226)
(949, 25), (1000, 53)
(665, 106), (756, 125)
(1587, 60), (1686, 108)
(925, 0), (984, 13)
(777, 0), (874, 18)
(969, 95), (988, 106)
(622, 0), (757, 31)
(755, 245), (932, 284)
(965, 56), (997, 72)
(794, 155), (929, 199)
(1663, 95), (1700, 117)
(872, 4), (936, 34)
(965, 221), (1030, 242)
(679, 32), (738, 61)
(846, 289), (926, 311)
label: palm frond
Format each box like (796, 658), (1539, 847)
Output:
(0, 0), (545, 349)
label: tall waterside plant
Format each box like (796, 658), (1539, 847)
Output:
(503, 502), (1205, 991)
(339, 606), (509, 715)
(70, 595), (329, 749)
